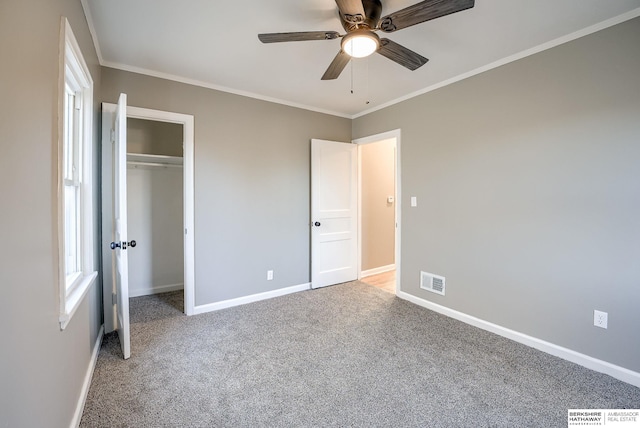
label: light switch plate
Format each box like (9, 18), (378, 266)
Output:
(411, 196), (417, 207)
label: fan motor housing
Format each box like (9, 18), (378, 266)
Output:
(340, 0), (382, 32)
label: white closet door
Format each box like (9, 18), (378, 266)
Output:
(112, 93), (131, 359)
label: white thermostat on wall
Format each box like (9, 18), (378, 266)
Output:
(387, 196), (394, 203)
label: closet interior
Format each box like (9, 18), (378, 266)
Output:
(126, 117), (184, 298)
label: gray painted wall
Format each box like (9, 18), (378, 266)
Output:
(127, 165), (184, 296)
(361, 139), (395, 272)
(0, 0), (103, 426)
(101, 68), (352, 305)
(353, 18), (640, 372)
(127, 118), (183, 157)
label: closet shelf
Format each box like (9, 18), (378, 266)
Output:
(127, 153), (183, 167)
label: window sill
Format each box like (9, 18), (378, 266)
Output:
(59, 271), (97, 330)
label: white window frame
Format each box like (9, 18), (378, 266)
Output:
(57, 17), (97, 330)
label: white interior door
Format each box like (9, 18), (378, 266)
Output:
(311, 139), (358, 289)
(112, 93), (131, 359)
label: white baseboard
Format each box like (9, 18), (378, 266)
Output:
(129, 283), (184, 298)
(71, 324), (104, 428)
(193, 283), (311, 315)
(397, 291), (640, 388)
(361, 264), (395, 278)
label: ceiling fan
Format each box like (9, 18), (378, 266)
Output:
(258, 0), (475, 80)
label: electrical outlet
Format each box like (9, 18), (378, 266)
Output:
(267, 270), (273, 281)
(594, 310), (608, 329)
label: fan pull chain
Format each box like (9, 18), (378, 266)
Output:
(365, 57), (370, 105)
(350, 59), (354, 94)
(347, 58), (370, 105)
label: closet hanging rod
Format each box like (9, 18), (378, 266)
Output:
(126, 153), (182, 162)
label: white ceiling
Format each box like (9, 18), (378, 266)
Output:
(82, 0), (640, 118)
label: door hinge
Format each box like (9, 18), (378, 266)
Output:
(74, 91), (82, 110)
(112, 292), (117, 305)
(110, 128), (115, 143)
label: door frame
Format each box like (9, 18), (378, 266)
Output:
(101, 103), (195, 333)
(353, 129), (401, 294)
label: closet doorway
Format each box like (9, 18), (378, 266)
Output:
(102, 103), (195, 339)
(127, 118), (184, 298)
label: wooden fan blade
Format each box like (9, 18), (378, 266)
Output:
(321, 51), (351, 80)
(377, 38), (428, 70)
(379, 0), (474, 33)
(335, 0), (366, 24)
(258, 31), (340, 43)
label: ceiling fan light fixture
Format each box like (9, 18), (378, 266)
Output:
(342, 30), (380, 58)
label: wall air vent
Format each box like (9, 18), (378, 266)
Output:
(420, 271), (445, 296)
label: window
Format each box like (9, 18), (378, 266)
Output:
(58, 18), (96, 330)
